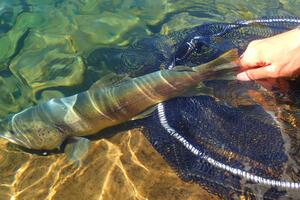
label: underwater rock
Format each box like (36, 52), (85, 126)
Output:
(59, 0), (104, 15)
(0, 9), (74, 67)
(160, 12), (220, 35)
(279, 0), (300, 16)
(25, 0), (58, 7)
(63, 0), (107, 14)
(38, 90), (64, 103)
(166, 0), (220, 18)
(9, 31), (85, 92)
(0, 12), (44, 67)
(0, 0), (24, 36)
(68, 0), (169, 26)
(215, 0), (281, 21)
(119, 0), (169, 26)
(0, 75), (33, 118)
(71, 11), (141, 52)
(32, 10), (74, 35)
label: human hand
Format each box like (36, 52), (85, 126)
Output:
(237, 28), (300, 81)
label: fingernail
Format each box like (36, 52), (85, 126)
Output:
(237, 72), (250, 81)
(239, 53), (244, 59)
(238, 54), (245, 66)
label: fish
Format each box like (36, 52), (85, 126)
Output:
(0, 49), (238, 162)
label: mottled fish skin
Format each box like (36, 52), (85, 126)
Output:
(0, 50), (238, 150)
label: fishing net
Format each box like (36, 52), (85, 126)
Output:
(87, 17), (300, 199)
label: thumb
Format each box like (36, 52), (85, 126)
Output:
(237, 65), (278, 81)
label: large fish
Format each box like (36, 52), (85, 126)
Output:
(0, 50), (238, 160)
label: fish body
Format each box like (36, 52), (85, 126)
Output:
(0, 50), (238, 150)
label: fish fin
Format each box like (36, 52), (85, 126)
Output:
(182, 83), (214, 97)
(172, 66), (196, 72)
(64, 136), (91, 166)
(211, 69), (238, 80)
(131, 105), (157, 120)
(193, 49), (239, 72)
(89, 73), (131, 90)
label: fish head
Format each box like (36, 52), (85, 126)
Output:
(0, 117), (66, 150)
(0, 127), (32, 149)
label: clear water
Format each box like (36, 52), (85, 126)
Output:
(0, 0), (300, 199)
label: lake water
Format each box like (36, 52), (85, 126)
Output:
(0, 0), (300, 199)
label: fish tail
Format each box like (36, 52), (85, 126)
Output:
(192, 49), (240, 80)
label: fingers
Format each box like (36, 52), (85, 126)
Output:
(237, 64), (278, 81)
(238, 40), (277, 81)
(240, 40), (265, 69)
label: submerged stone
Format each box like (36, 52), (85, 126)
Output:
(279, 0), (300, 16)
(66, 0), (169, 26)
(160, 12), (220, 35)
(215, 0), (281, 21)
(0, 0), (24, 36)
(9, 31), (85, 92)
(38, 90), (64, 103)
(0, 8), (75, 67)
(0, 75), (33, 118)
(71, 11), (140, 52)
(0, 12), (44, 67)
(33, 10), (74, 35)
(119, 0), (169, 25)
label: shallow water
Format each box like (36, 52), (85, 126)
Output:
(0, 0), (300, 199)
(0, 129), (219, 200)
